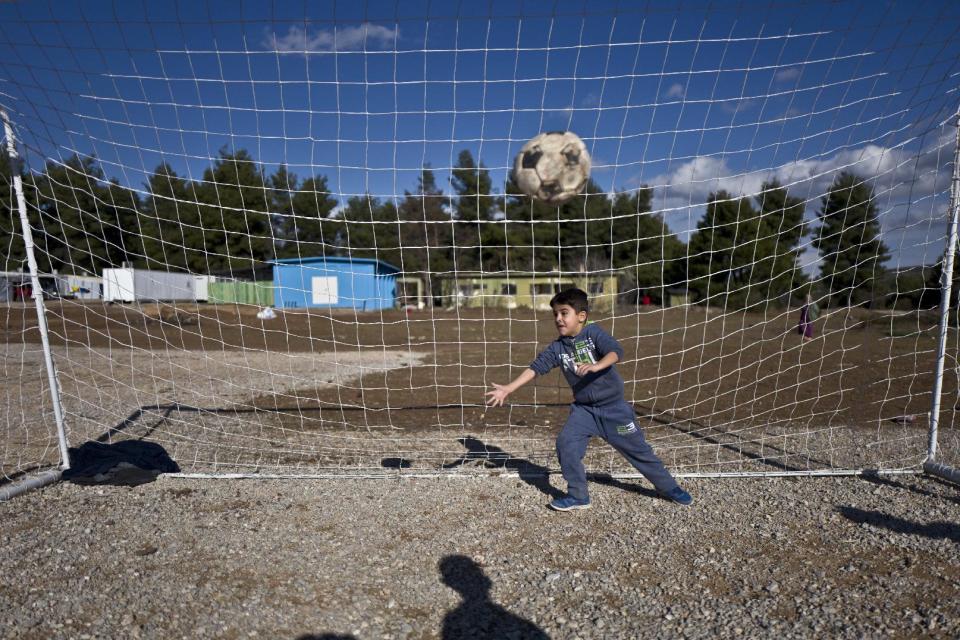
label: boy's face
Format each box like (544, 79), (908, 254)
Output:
(552, 303), (587, 337)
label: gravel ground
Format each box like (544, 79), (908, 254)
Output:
(2, 473), (958, 639)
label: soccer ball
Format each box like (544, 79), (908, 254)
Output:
(513, 131), (591, 204)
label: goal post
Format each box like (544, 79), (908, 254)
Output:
(924, 107), (960, 485)
(2, 2), (960, 484)
(0, 110), (70, 499)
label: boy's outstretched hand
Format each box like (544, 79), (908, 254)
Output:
(485, 383), (510, 407)
(485, 369), (536, 408)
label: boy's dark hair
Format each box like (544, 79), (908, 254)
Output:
(550, 287), (589, 313)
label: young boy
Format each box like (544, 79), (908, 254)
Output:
(485, 288), (692, 511)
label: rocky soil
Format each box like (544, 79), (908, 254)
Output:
(1, 472), (958, 639)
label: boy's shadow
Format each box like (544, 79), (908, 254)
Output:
(591, 473), (660, 500)
(440, 555), (550, 639)
(442, 436), (563, 499)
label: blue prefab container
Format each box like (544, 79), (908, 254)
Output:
(271, 257), (399, 310)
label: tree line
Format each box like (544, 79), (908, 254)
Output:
(1, 146), (899, 308)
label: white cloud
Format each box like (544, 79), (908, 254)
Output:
(783, 106), (805, 118)
(580, 92), (601, 107)
(721, 98), (758, 114)
(774, 67), (801, 83)
(664, 83), (685, 99)
(266, 23), (399, 52)
(636, 138), (955, 263)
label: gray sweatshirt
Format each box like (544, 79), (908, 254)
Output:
(529, 323), (626, 406)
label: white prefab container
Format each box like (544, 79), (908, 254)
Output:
(59, 275), (102, 300)
(102, 268), (198, 302)
(193, 275), (216, 302)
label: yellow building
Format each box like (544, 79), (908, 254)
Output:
(440, 273), (619, 312)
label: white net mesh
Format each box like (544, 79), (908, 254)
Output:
(2, 2), (959, 479)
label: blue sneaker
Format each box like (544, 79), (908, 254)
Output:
(549, 495), (592, 511)
(659, 487), (693, 506)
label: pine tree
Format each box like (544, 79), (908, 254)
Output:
(273, 169), (337, 259)
(501, 177), (609, 274)
(814, 171), (890, 306)
(32, 155), (119, 274)
(335, 194), (383, 260)
(399, 166), (452, 295)
(142, 164), (205, 271)
(194, 148), (274, 273)
(560, 179), (610, 274)
(610, 188), (686, 303)
(268, 164), (297, 257)
(686, 190), (764, 307)
(751, 180), (808, 303)
(451, 150), (494, 272)
(500, 175), (536, 272)
(451, 150), (493, 222)
(0, 153), (25, 272)
(102, 178), (143, 268)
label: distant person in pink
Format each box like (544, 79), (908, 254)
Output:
(798, 293), (820, 342)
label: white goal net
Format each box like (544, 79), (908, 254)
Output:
(2, 1), (960, 481)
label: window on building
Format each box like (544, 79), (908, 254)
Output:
(501, 283), (517, 295)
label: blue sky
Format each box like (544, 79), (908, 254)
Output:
(1, 0), (960, 268)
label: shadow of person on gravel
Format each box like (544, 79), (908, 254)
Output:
(837, 506), (960, 543)
(440, 555), (550, 640)
(62, 440), (180, 486)
(860, 473), (960, 506)
(442, 436), (563, 499)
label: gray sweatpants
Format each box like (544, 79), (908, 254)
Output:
(556, 401), (679, 500)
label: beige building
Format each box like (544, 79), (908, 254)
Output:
(440, 272), (619, 312)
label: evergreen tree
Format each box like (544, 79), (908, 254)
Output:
(0, 153), (25, 272)
(32, 155), (120, 274)
(103, 178), (143, 268)
(141, 164), (205, 271)
(501, 177), (609, 274)
(813, 171), (890, 306)
(751, 180), (808, 302)
(369, 198), (403, 269)
(451, 150), (493, 222)
(451, 150), (494, 272)
(610, 188), (686, 303)
(560, 179), (611, 273)
(268, 164), (297, 257)
(335, 194), (382, 260)
(686, 190), (765, 308)
(276, 170), (337, 259)
(194, 148), (274, 273)
(399, 166), (452, 295)
(322, 195), (402, 268)
(499, 175), (536, 272)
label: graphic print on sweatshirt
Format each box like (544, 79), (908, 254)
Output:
(560, 337), (597, 375)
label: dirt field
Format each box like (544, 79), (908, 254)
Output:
(2, 300), (957, 477)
